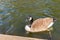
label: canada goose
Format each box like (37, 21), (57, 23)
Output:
(25, 16), (56, 40)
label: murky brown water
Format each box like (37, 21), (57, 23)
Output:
(0, 0), (60, 40)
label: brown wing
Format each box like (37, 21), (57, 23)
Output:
(30, 17), (53, 32)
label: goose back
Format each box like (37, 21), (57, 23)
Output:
(30, 17), (53, 32)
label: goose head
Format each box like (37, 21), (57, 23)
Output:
(25, 16), (33, 33)
(26, 16), (33, 24)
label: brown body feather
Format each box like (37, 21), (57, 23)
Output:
(30, 17), (53, 32)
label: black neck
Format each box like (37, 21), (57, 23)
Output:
(29, 17), (33, 25)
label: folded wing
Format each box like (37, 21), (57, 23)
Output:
(30, 17), (53, 32)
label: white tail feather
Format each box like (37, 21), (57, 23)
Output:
(48, 22), (54, 28)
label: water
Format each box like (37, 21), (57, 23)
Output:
(0, 0), (60, 40)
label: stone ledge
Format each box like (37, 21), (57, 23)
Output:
(0, 34), (47, 40)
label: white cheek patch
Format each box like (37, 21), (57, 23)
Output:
(29, 17), (32, 21)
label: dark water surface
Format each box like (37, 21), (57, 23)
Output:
(0, 0), (60, 40)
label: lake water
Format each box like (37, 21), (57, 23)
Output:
(0, 0), (60, 40)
